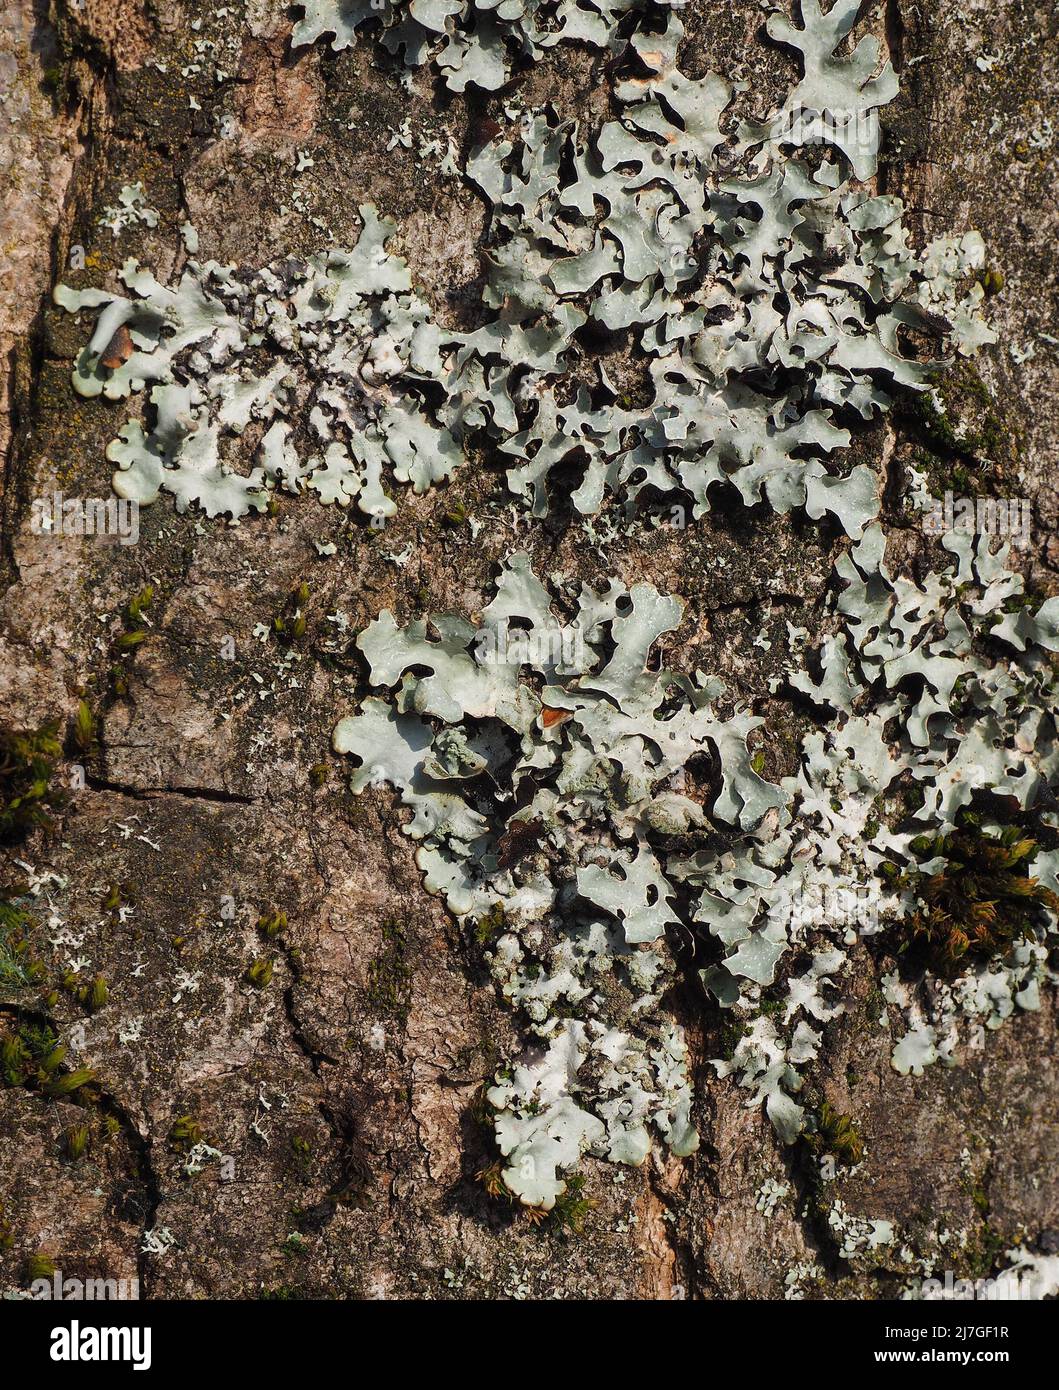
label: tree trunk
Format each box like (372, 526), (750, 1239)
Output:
(1, 0), (1057, 1301)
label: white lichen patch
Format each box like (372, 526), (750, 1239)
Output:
(333, 553), (768, 1199)
(98, 182), (160, 238)
(705, 525), (1059, 1131)
(54, 206), (457, 521)
(291, 0), (642, 92)
(59, 3), (991, 531)
(335, 513), (1059, 1182)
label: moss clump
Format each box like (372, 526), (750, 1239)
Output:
(272, 582), (311, 644)
(978, 267), (1005, 298)
(257, 908), (287, 941)
(963, 1222), (1006, 1280)
(543, 1173), (596, 1236)
(65, 972), (108, 1013)
(472, 902), (505, 947)
(64, 1123), (91, 1161)
(168, 1115), (204, 1152)
(897, 822), (1058, 971)
(0, 723), (64, 841)
(125, 585), (154, 627)
(366, 919), (412, 1022)
(477, 1159), (595, 1234)
(26, 1254), (57, 1282)
(476, 1159), (512, 1202)
(902, 364), (1021, 510)
(246, 957), (274, 989)
(2, 1022), (58, 1085)
(40, 1067), (96, 1099)
(108, 586), (155, 689)
(70, 699), (97, 756)
(0, 902), (46, 990)
(115, 583), (154, 652)
(2, 1019), (96, 1100)
(807, 1101), (864, 1166)
(716, 1016), (747, 1060)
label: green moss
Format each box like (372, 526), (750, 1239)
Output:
(807, 1101), (864, 1166)
(0, 902), (46, 990)
(125, 585), (154, 626)
(168, 1115), (204, 1152)
(473, 902), (505, 947)
(978, 268), (1005, 298)
(1, 1021), (76, 1090)
(70, 699), (97, 756)
(366, 918), (413, 1022)
(68, 973), (108, 1013)
(545, 1173), (596, 1236)
(716, 1017), (747, 1060)
(905, 364), (1020, 495)
(864, 985), (885, 1023)
(246, 957), (274, 989)
(257, 908), (287, 941)
(963, 1223), (1005, 1279)
(0, 1032), (28, 1085)
(478, 1164), (598, 1233)
(41, 66), (64, 96)
(26, 1254), (56, 1282)
(0, 723), (64, 842)
(40, 1068), (96, 1100)
(65, 1123), (91, 1162)
(895, 820), (1058, 971)
(272, 582), (311, 644)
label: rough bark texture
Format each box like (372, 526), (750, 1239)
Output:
(0, 0), (1056, 1300)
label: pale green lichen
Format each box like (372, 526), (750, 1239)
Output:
(57, 2), (991, 530)
(291, 0), (649, 92)
(706, 524), (1059, 1127)
(333, 553), (736, 1200)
